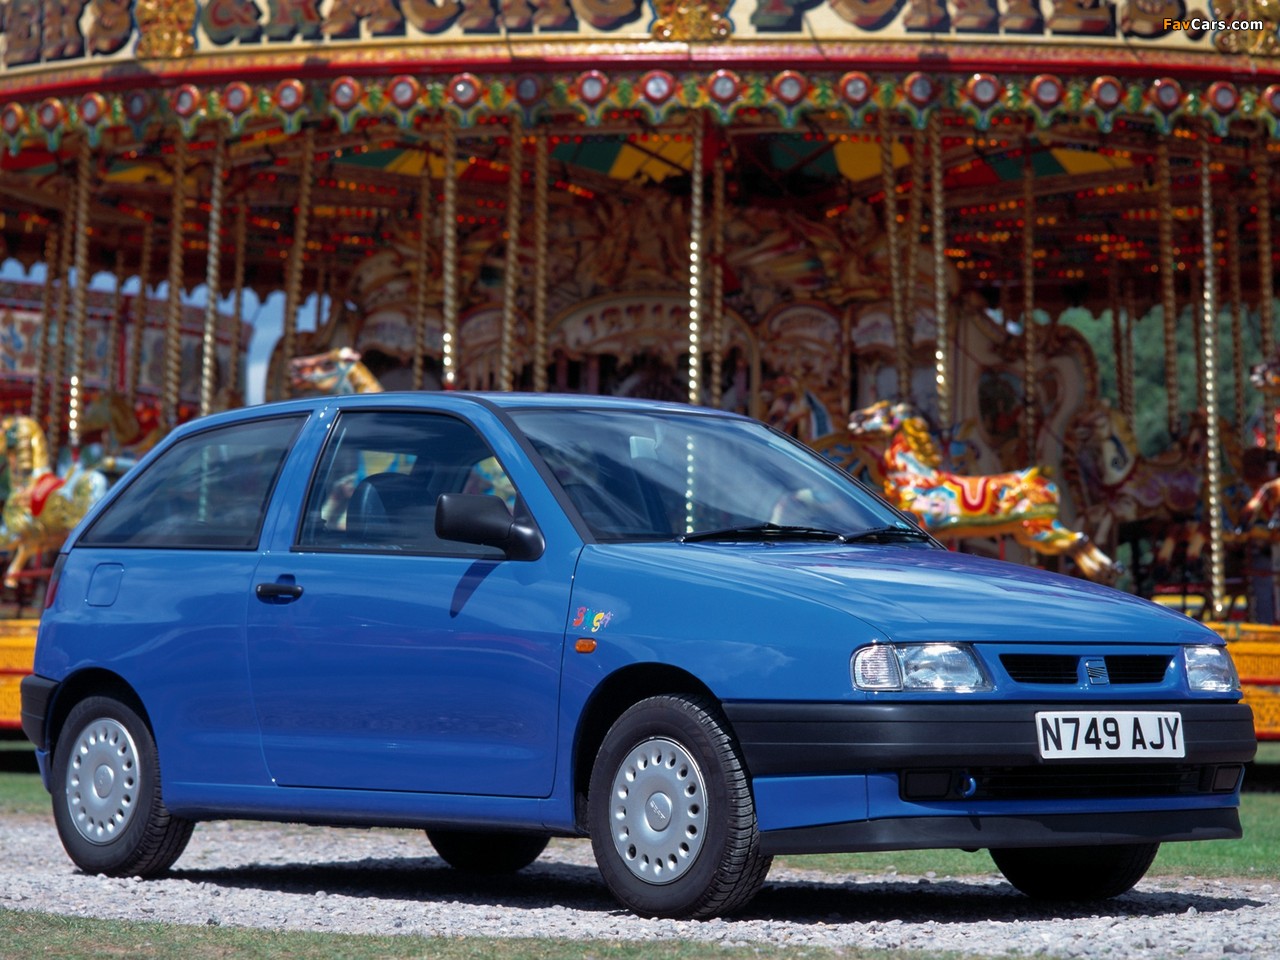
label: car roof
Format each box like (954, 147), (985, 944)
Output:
(176, 392), (751, 432)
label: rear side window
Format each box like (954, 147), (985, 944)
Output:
(78, 416), (304, 549)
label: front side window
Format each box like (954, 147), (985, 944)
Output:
(78, 416), (304, 549)
(510, 408), (909, 543)
(297, 410), (515, 556)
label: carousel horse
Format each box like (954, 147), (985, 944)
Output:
(0, 415), (107, 588)
(79, 392), (165, 458)
(847, 399), (1118, 583)
(289, 347), (384, 396)
(1063, 403), (1238, 551)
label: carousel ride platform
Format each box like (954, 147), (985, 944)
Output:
(1208, 623), (1280, 741)
(0, 618), (39, 733)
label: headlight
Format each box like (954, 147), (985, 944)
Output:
(1184, 645), (1240, 693)
(851, 643), (992, 692)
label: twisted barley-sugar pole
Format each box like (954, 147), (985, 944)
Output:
(688, 115), (705, 407)
(105, 250), (125, 394)
(880, 110), (908, 400)
(442, 116), (459, 389)
(710, 152), (726, 409)
(500, 113), (524, 393)
(930, 111), (950, 431)
(67, 135), (93, 452)
(1158, 137), (1180, 439)
(1109, 265), (1127, 418)
(200, 130), (226, 417)
(1022, 143), (1038, 459)
(532, 130), (550, 393)
(1199, 134), (1227, 620)
(30, 225), (58, 427)
(47, 199), (74, 443)
(1258, 160), (1275, 450)
(412, 144), (433, 392)
(1227, 198), (1246, 444)
(280, 126), (316, 401)
(128, 219), (154, 408)
(162, 136), (190, 433)
(228, 202), (247, 402)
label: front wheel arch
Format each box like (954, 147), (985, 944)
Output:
(571, 663), (719, 832)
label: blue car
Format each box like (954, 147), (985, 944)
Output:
(20, 393), (1257, 918)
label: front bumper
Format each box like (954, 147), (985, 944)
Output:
(724, 700), (1256, 854)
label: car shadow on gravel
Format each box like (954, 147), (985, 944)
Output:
(166, 856), (1265, 924)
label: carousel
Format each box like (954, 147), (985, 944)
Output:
(1, 1), (1280, 734)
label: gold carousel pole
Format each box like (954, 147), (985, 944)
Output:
(228, 202), (246, 404)
(128, 220), (154, 408)
(902, 128), (927, 358)
(1109, 265), (1127, 416)
(442, 116), (459, 389)
(1158, 138), (1181, 439)
(688, 114), (705, 406)
(67, 135), (94, 453)
(710, 151), (726, 409)
(500, 112), (524, 393)
(880, 109), (908, 399)
(532, 129), (550, 393)
(280, 126), (316, 401)
(1258, 159), (1275, 450)
(162, 136), (190, 433)
(412, 143), (432, 391)
(1124, 279), (1138, 428)
(1200, 133), (1227, 620)
(200, 128), (226, 417)
(105, 250), (125, 394)
(46, 200), (74, 442)
(1228, 198), (1246, 443)
(1022, 141), (1038, 457)
(30, 225), (58, 426)
(930, 111), (951, 431)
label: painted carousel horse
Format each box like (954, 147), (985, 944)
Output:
(0, 415), (107, 588)
(1063, 403), (1239, 550)
(847, 399), (1118, 583)
(79, 391), (165, 458)
(289, 347), (384, 396)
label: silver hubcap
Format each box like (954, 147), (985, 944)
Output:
(64, 718), (140, 845)
(609, 737), (708, 885)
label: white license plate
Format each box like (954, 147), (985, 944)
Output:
(1035, 711), (1185, 759)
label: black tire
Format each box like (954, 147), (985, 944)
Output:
(991, 843), (1160, 900)
(50, 696), (193, 877)
(426, 829), (550, 874)
(588, 694), (772, 919)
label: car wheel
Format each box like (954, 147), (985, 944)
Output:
(991, 842), (1160, 900)
(588, 694), (772, 919)
(426, 829), (550, 873)
(50, 696), (194, 877)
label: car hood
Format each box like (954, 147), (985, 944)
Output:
(610, 541), (1215, 645)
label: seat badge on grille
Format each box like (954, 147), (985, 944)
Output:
(1084, 659), (1110, 685)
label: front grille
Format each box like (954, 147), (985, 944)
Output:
(1000, 654), (1078, 684)
(1105, 655), (1172, 684)
(998, 653), (1172, 685)
(899, 763), (1241, 802)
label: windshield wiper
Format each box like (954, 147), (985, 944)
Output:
(678, 523), (849, 544)
(843, 525), (935, 544)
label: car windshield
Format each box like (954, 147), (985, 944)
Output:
(510, 408), (919, 544)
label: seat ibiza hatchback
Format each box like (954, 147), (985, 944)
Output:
(21, 393), (1256, 918)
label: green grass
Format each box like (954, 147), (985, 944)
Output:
(0, 912), (963, 960)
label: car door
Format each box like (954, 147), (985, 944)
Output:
(245, 408), (574, 797)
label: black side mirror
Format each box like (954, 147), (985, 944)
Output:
(435, 493), (544, 561)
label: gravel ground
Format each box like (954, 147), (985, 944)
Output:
(2, 815), (1278, 957)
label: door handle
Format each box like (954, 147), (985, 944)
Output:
(255, 581), (304, 602)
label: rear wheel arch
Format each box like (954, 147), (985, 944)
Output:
(47, 669), (149, 757)
(571, 663), (723, 832)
